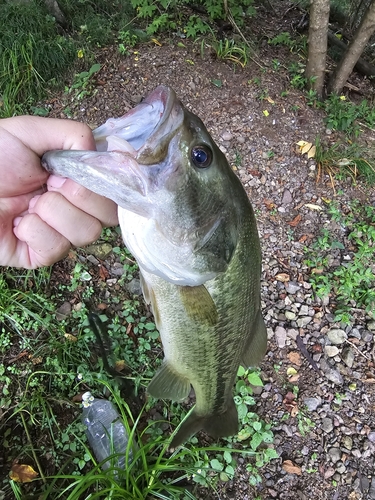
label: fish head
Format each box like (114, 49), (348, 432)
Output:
(42, 86), (245, 284)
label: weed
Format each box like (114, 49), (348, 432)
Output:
(211, 38), (249, 67)
(304, 201), (375, 324)
(65, 63), (101, 100)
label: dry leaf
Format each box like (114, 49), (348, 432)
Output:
(99, 265), (109, 281)
(299, 234), (308, 243)
(287, 351), (302, 366)
(297, 140), (309, 147)
(301, 142), (313, 154)
(64, 333), (77, 342)
(264, 199), (276, 210)
(288, 374), (300, 384)
(115, 360), (127, 372)
(263, 110), (269, 117)
(282, 460), (302, 475)
(152, 38), (162, 46)
(287, 367), (298, 376)
(9, 464), (38, 483)
(265, 96), (275, 104)
(275, 273), (290, 282)
(307, 145), (316, 158)
(287, 214), (302, 227)
(304, 203), (323, 211)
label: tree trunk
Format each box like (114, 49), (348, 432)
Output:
(328, 0), (375, 94)
(305, 0), (331, 99)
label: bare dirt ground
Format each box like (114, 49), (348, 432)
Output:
(39, 2), (375, 499)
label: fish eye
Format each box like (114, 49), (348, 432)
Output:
(191, 145), (213, 168)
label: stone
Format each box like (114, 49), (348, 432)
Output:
(125, 278), (142, 296)
(275, 326), (287, 348)
(341, 346), (355, 368)
(367, 321), (375, 331)
(56, 301), (72, 321)
(327, 328), (347, 345)
(285, 282), (300, 294)
(281, 188), (293, 205)
(324, 345), (340, 357)
(303, 397), (322, 411)
(328, 447), (342, 463)
(221, 131), (233, 141)
(341, 436), (353, 450)
(362, 330), (373, 342)
(297, 316), (312, 328)
(285, 311), (296, 320)
(368, 432), (375, 443)
(85, 242), (113, 259)
(321, 418), (333, 433)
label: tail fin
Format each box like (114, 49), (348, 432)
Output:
(170, 400), (238, 449)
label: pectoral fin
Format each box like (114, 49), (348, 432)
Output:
(147, 362), (191, 402)
(241, 308), (267, 367)
(179, 285), (218, 326)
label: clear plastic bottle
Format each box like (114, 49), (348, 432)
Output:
(81, 392), (132, 471)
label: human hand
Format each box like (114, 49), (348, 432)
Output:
(0, 116), (119, 268)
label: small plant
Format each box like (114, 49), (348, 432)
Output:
(66, 63), (101, 100)
(304, 201), (375, 324)
(211, 38), (249, 67)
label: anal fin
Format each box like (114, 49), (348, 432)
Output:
(147, 362), (190, 402)
(241, 307), (267, 367)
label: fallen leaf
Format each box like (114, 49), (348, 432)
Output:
(265, 96), (275, 104)
(264, 199), (276, 210)
(299, 234), (308, 243)
(275, 273), (290, 282)
(301, 142), (313, 154)
(287, 214), (302, 227)
(64, 333), (78, 342)
(287, 351), (302, 366)
(307, 145), (316, 158)
(263, 109), (269, 116)
(297, 140), (309, 147)
(287, 367), (298, 376)
(151, 38), (162, 46)
(282, 460), (302, 475)
(304, 203), (323, 211)
(99, 265), (109, 281)
(9, 464), (38, 483)
(115, 360), (127, 372)
(211, 78), (222, 87)
(288, 374), (300, 384)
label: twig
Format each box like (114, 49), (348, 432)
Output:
(222, 2), (265, 70)
(20, 412), (46, 483)
(345, 338), (371, 361)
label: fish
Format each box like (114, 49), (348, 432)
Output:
(42, 85), (267, 448)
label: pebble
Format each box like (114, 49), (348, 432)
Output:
(281, 188), (293, 205)
(275, 326), (287, 348)
(341, 435), (353, 450)
(325, 345), (340, 357)
(221, 131), (233, 141)
(327, 328), (347, 345)
(328, 447), (342, 463)
(297, 316), (312, 328)
(367, 321), (375, 331)
(322, 417), (333, 433)
(56, 301), (72, 321)
(362, 330), (373, 342)
(285, 311), (296, 320)
(368, 432), (375, 443)
(341, 346), (354, 368)
(304, 397), (322, 411)
(285, 282), (300, 294)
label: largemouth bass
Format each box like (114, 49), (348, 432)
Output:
(42, 86), (267, 448)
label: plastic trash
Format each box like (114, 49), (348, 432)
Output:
(81, 392), (132, 471)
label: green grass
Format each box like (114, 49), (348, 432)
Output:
(0, 229), (277, 499)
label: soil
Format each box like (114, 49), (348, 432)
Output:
(27, 1), (375, 499)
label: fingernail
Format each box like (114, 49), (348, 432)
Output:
(29, 195), (41, 209)
(48, 175), (67, 188)
(13, 217), (22, 228)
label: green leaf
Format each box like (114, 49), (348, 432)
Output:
(247, 372), (263, 386)
(210, 458), (223, 471)
(223, 451), (232, 463)
(211, 79), (222, 88)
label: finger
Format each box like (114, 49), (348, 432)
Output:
(28, 191), (103, 247)
(47, 176), (119, 227)
(13, 213), (71, 268)
(1, 116), (96, 153)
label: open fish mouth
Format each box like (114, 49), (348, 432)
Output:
(41, 86), (184, 209)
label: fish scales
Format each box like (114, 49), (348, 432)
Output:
(41, 85), (267, 447)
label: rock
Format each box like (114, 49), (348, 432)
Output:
(322, 417), (333, 433)
(281, 188), (293, 205)
(85, 242), (113, 259)
(56, 301), (72, 321)
(324, 345), (340, 357)
(304, 397), (322, 411)
(285, 311), (296, 320)
(275, 326), (287, 348)
(341, 436), (353, 450)
(297, 316), (312, 328)
(287, 329), (298, 340)
(327, 328), (347, 345)
(369, 476), (375, 499)
(341, 346), (355, 368)
(320, 360), (344, 385)
(362, 330), (373, 342)
(125, 278), (142, 295)
(285, 282), (300, 294)
(367, 321), (375, 331)
(368, 432), (375, 443)
(328, 447), (342, 464)
(221, 131), (233, 141)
